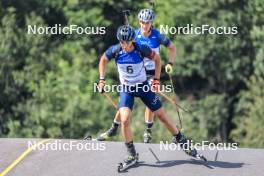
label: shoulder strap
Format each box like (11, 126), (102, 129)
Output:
(113, 44), (122, 58)
(132, 42), (144, 58)
(113, 43), (144, 59)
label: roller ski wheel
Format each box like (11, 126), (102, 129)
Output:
(96, 132), (111, 141)
(174, 132), (207, 162)
(195, 153), (207, 162)
(186, 148), (207, 162)
(117, 153), (139, 172)
(83, 133), (97, 141)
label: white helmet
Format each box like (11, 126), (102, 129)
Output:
(138, 8), (155, 22)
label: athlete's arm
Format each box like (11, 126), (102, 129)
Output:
(152, 52), (161, 80)
(140, 43), (161, 79)
(99, 53), (108, 79)
(99, 44), (117, 79)
(154, 53), (161, 80)
(167, 42), (176, 64)
(157, 30), (176, 64)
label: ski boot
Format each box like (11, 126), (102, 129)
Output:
(143, 128), (152, 143)
(117, 142), (139, 172)
(97, 123), (118, 141)
(173, 132), (207, 161)
(117, 153), (139, 172)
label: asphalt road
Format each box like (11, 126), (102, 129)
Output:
(0, 138), (263, 176)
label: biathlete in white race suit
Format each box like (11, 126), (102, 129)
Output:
(97, 24), (201, 171)
(97, 8), (176, 143)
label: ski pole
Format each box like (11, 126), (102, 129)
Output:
(101, 92), (121, 125)
(157, 91), (182, 128)
(157, 91), (189, 113)
(168, 74), (183, 129)
(149, 0), (155, 9)
(101, 92), (118, 110)
(122, 10), (130, 25)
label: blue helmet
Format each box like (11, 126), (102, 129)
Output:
(116, 25), (135, 41)
(138, 8), (155, 22)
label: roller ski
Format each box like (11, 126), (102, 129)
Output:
(117, 153), (139, 172)
(185, 147), (207, 162)
(83, 133), (98, 141)
(117, 141), (139, 172)
(173, 132), (207, 162)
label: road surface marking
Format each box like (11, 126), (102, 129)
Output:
(0, 139), (51, 176)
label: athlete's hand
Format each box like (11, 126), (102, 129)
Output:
(165, 62), (173, 74)
(97, 79), (105, 93)
(152, 79), (160, 92)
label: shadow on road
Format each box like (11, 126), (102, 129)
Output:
(125, 159), (246, 172)
(142, 147), (246, 170)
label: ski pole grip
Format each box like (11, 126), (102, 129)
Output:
(122, 10), (130, 25)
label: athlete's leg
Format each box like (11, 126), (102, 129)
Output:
(144, 107), (154, 125)
(153, 107), (179, 135)
(96, 110), (121, 141)
(138, 82), (178, 134)
(144, 75), (155, 126)
(114, 110), (121, 122)
(97, 93), (128, 141)
(140, 85), (199, 157)
(118, 90), (137, 166)
(119, 107), (133, 143)
(142, 75), (155, 143)
(143, 107), (155, 143)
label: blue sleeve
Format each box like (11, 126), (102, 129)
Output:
(138, 44), (155, 59)
(135, 28), (141, 36)
(104, 44), (120, 60)
(156, 29), (171, 47)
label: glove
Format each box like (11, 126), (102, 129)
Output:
(165, 62), (173, 74)
(151, 78), (160, 92)
(97, 79), (105, 93)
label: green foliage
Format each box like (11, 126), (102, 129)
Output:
(230, 0), (264, 147)
(231, 72), (264, 147)
(181, 94), (229, 142)
(0, 8), (50, 135)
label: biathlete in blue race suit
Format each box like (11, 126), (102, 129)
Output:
(97, 25), (199, 167)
